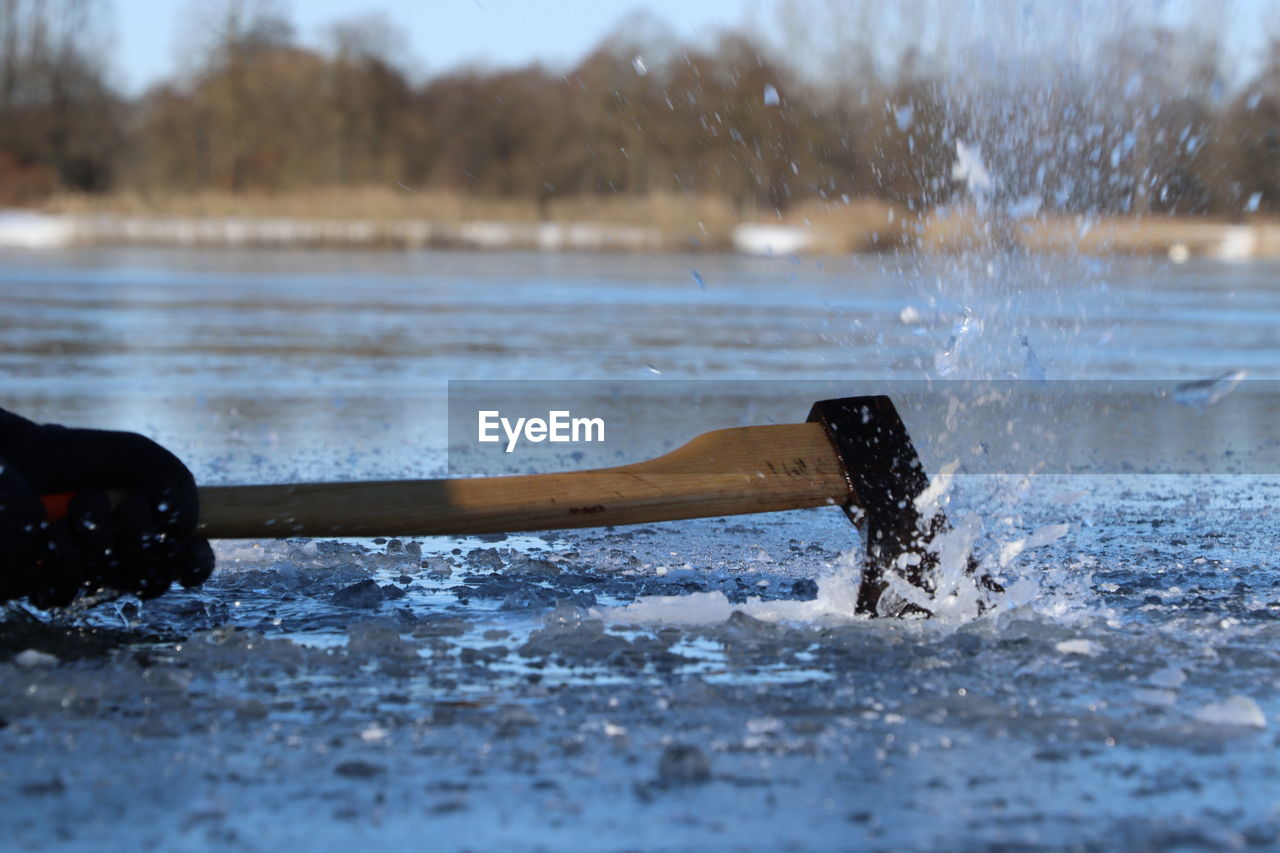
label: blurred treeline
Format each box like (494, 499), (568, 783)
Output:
(2, 0), (1278, 217)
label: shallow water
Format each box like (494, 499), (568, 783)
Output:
(2, 247), (1279, 851)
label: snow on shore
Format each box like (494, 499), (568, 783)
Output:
(0, 210), (665, 252)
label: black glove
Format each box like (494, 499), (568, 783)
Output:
(0, 409), (214, 608)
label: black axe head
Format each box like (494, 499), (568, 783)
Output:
(807, 396), (999, 617)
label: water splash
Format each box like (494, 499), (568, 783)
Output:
(934, 307), (977, 375)
(893, 103), (914, 131)
(1173, 370), (1246, 409)
(952, 141), (994, 200)
(998, 522), (1070, 567)
(1020, 334), (1046, 380)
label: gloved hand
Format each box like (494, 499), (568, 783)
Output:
(0, 409), (214, 608)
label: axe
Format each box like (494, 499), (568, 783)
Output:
(192, 396), (991, 617)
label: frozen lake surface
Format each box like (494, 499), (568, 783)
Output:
(2, 247), (1279, 851)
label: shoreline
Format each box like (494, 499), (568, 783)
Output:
(2, 203), (1277, 260)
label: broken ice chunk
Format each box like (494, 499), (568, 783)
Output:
(13, 649), (59, 668)
(1054, 639), (1102, 657)
(658, 744), (711, 785)
(332, 579), (384, 608)
(1193, 695), (1266, 729)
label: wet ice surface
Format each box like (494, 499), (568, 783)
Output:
(2, 249), (1280, 851)
(2, 475), (1279, 851)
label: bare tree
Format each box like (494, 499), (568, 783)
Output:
(326, 11), (409, 70)
(0, 0), (117, 197)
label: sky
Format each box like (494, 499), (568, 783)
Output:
(109, 0), (771, 94)
(107, 0), (1275, 95)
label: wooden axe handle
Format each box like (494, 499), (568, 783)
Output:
(196, 422), (853, 538)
